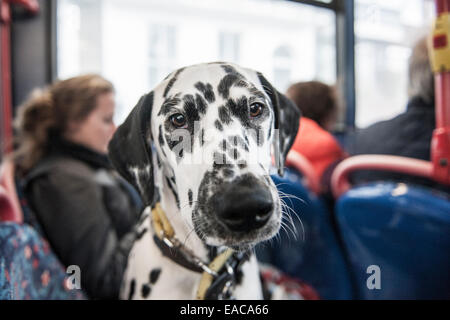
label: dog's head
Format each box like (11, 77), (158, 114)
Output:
(109, 62), (300, 249)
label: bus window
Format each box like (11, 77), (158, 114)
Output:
(56, 0), (336, 124)
(354, 0), (435, 128)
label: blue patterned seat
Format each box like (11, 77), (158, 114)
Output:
(0, 222), (85, 300)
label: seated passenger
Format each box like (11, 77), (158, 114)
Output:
(13, 74), (142, 299)
(347, 36), (446, 190)
(287, 81), (347, 187)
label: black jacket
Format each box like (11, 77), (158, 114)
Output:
(347, 96), (448, 191)
(23, 138), (143, 299)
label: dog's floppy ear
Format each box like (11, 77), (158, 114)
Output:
(256, 73), (301, 176)
(108, 92), (155, 205)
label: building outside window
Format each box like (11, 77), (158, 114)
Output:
(219, 32), (240, 63)
(354, 0), (435, 128)
(149, 25), (177, 89)
(273, 46), (293, 93)
(57, 0), (336, 124)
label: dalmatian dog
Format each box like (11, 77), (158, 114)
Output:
(108, 62), (300, 300)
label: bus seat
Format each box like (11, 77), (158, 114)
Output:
(336, 182), (450, 299)
(0, 222), (85, 299)
(256, 167), (354, 299)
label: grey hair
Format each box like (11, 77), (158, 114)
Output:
(408, 36), (434, 104)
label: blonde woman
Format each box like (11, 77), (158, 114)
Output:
(14, 74), (142, 299)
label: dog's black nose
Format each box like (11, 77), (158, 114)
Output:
(212, 177), (273, 232)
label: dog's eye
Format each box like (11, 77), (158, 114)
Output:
(249, 103), (264, 118)
(169, 113), (187, 128)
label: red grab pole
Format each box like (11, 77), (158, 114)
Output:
(430, 0), (450, 185)
(0, 0), (38, 156)
(1, 0), (13, 156)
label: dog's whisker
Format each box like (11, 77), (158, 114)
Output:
(279, 222), (292, 242)
(280, 218), (297, 242)
(279, 192), (307, 205)
(279, 203), (305, 242)
(281, 215), (299, 241)
(279, 198), (303, 228)
(268, 183), (307, 205)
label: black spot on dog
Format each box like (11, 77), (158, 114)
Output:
(128, 279), (136, 300)
(229, 135), (237, 146)
(218, 73), (241, 99)
(165, 133), (178, 151)
(257, 129), (265, 146)
(199, 128), (205, 146)
(158, 125), (165, 147)
(188, 189), (193, 206)
(183, 94), (201, 152)
(226, 97), (252, 129)
(221, 64), (244, 78)
(238, 162), (247, 170)
(150, 269), (161, 284)
(195, 93), (207, 115)
(183, 94), (199, 121)
(221, 139), (228, 152)
(166, 176), (180, 209)
(141, 284), (151, 298)
(195, 82), (215, 103)
(228, 148), (240, 160)
(218, 106), (232, 124)
(164, 68), (185, 98)
(215, 120), (223, 131)
(158, 94), (182, 116)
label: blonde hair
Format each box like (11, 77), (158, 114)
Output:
(408, 36), (434, 104)
(14, 74), (114, 175)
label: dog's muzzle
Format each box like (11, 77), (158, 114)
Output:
(210, 175), (274, 232)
